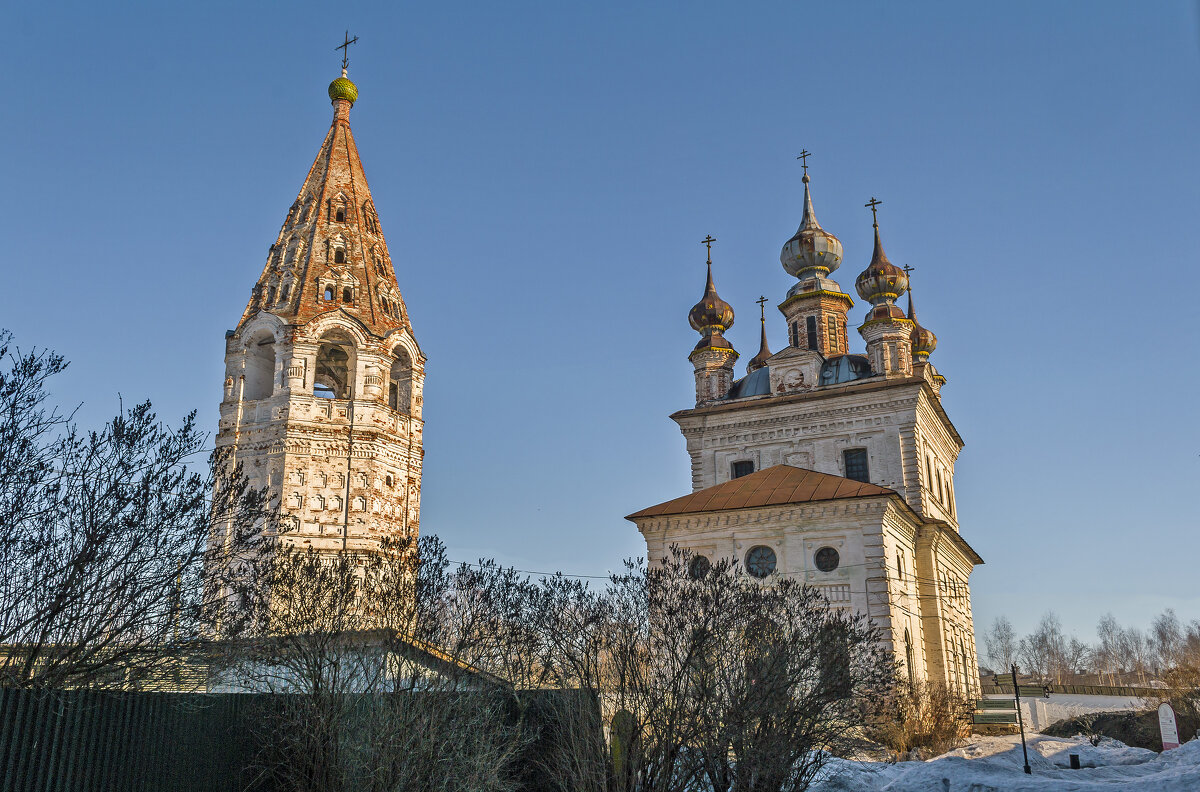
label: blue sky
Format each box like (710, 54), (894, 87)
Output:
(3, 1), (1198, 646)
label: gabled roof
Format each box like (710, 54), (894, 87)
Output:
(626, 464), (894, 520)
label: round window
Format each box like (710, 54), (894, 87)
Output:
(745, 545), (777, 579)
(688, 555), (712, 580)
(814, 546), (840, 572)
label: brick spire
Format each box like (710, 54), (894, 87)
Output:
(239, 73), (409, 337)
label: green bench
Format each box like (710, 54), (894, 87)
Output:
(973, 711), (1018, 725)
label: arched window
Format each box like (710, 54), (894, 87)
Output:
(385, 474), (393, 487)
(334, 248), (346, 264)
(266, 286), (276, 305)
(280, 284), (290, 302)
(323, 285), (335, 301)
(388, 349), (413, 412)
(243, 330), (276, 400)
(335, 208), (345, 222)
(342, 286), (353, 303)
(314, 334), (354, 398)
(905, 629), (916, 687)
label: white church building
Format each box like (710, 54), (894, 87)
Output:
(627, 169), (983, 697)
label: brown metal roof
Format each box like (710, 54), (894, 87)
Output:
(626, 464), (895, 520)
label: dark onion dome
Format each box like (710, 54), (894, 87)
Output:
(728, 366), (771, 398)
(781, 174), (843, 280)
(818, 354), (874, 386)
(908, 286), (938, 360)
(855, 225), (909, 304)
(688, 262), (735, 337)
(747, 320), (772, 373)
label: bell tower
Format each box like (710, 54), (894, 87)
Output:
(216, 57), (425, 552)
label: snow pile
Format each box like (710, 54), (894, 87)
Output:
(812, 734), (1200, 791)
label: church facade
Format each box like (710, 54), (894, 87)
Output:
(627, 170), (982, 697)
(215, 67), (424, 553)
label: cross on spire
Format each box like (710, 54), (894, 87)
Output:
(756, 295), (768, 323)
(865, 196), (882, 226)
(701, 235), (716, 264)
(336, 31), (359, 71)
(902, 263), (915, 277)
(796, 149), (811, 176)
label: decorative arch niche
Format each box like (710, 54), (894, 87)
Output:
(243, 329), (277, 400)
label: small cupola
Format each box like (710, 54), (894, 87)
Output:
(906, 269), (938, 361)
(688, 238), (736, 352)
(780, 166), (843, 282)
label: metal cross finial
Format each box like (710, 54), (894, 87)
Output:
(701, 235), (716, 264)
(756, 295), (768, 322)
(796, 150), (811, 176)
(337, 31), (359, 71)
(865, 196), (883, 226)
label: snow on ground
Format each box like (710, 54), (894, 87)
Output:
(812, 734), (1200, 791)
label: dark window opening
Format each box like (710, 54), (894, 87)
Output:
(335, 208), (345, 222)
(334, 249), (346, 264)
(280, 284), (290, 302)
(266, 286), (276, 305)
(688, 555), (711, 580)
(385, 475), (393, 487)
(342, 287), (353, 303)
(388, 382), (398, 410)
(731, 460), (755, 479)
(806, 315), (819, 350)
(843, 448), (869, 483)
(790, 321), (800, 347)
(814, 546), (840, 572)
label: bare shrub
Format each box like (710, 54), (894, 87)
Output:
(866, 678), (973, 759)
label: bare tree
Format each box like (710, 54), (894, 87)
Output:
(1151, 609), (1183, 674)
(1018, 612), (1067, 683)
(0, 330), (268, 689)
(984, 616), (1017, 673)
(221, 534), (531, 792)
(523, 549), (891, 792)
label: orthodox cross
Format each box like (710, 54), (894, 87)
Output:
(865, 196), (882, 225)
(701, 235), (716, 263)
(796, 150), (811, 176)
(902, 263), (915, 277)
(337, 31), (359, 71)
(756, 295), (768, 323)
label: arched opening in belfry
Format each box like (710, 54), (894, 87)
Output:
(243, 330), (277, 400)
(314, 332), (355, 399)
(388, 348), (413, 413)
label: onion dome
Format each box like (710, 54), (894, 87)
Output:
(855, 224), (909, 305)
(747, 310), (772, 373)
(689, 261), (736, 350)
(907, 283), (938, 361)
(781, 173), (844, 280)
(329, 69), (358, 106)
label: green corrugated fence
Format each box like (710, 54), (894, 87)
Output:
(0, 688), (600, 792)
(0, 690), (260, 792)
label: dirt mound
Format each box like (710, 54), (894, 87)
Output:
(1044, 709), (1196, 752)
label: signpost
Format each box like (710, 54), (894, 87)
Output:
(1012, 664), (1032, 774)
(1159, 702), (1180, 751)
